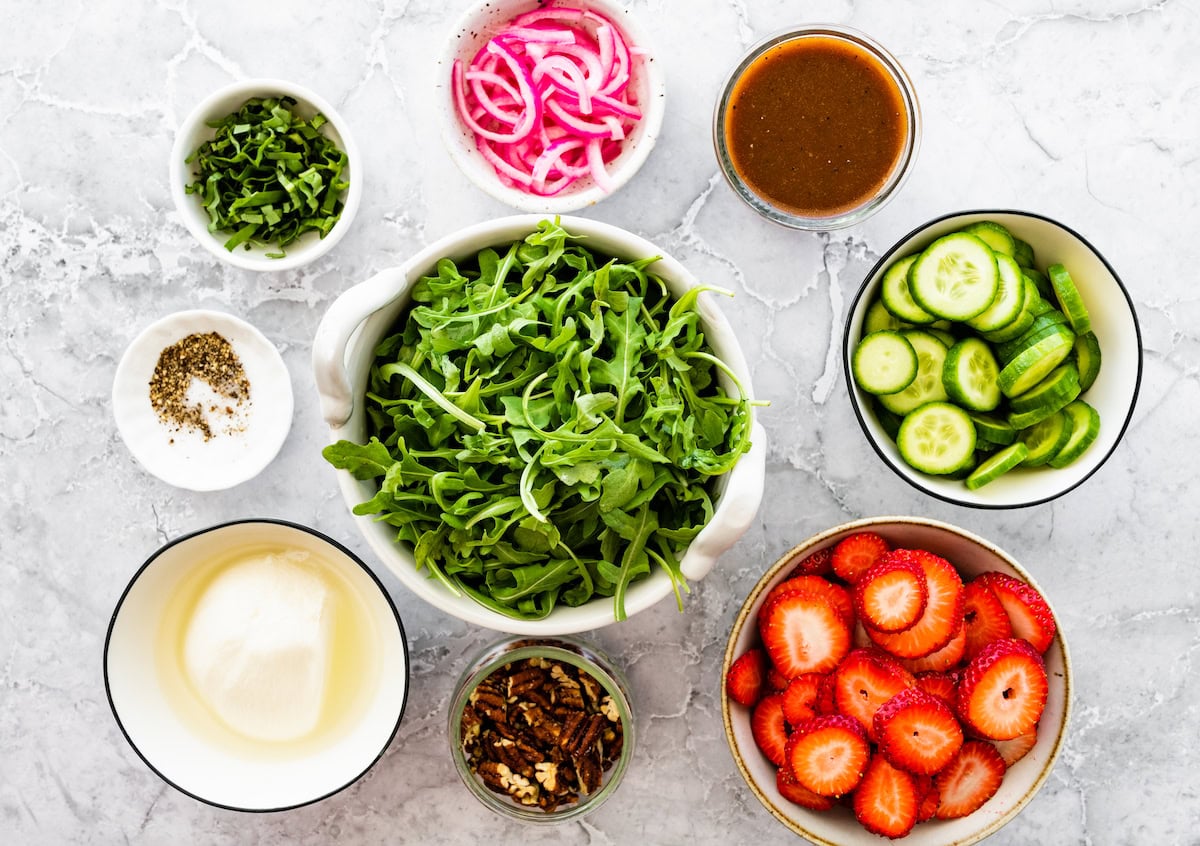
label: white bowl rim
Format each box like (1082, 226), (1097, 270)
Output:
(842, 208), (1144, 509)
(102, 518), (410, 813)
(168, 77), (363, 272)
(720, 515), (1074, 845)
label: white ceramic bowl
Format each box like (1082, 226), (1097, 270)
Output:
(104, 519), (409, 812)
(844, 210), (1142, 508)
(721, 516), (1072, 845)
(312, 214), (766, 635)
(169, 78), (362, 272)
(435, 0), (666, 213)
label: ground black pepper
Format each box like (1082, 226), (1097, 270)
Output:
(149, 332), (250, 441)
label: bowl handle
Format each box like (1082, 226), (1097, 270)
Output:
(679, 421), (768, 581)
(312, 267), (410, 427)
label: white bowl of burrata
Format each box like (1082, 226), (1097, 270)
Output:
(103, 519), (409, 811)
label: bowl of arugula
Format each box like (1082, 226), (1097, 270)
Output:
(313, 216), (766, 634)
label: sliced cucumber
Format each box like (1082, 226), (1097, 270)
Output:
(878, 331), (950, 415)
(1013, 237), (1035, 269)
(997, 330), (1076, 397)
(967, 254), (1026, 332)
(1048, 263), (1092, 336)
(1023, 267), (1053, 299)
(927, 328), (958, 348)
(943, 338), (1002, 412)
(981, 307), (1036, 343)
(864, 298), (909, 335)
(1047, 400), (1101, 468)
(969, 411), (1018, 445)
(880, 254), (936, 324)
(996, 314), (1070, 363)
(965, 442), (1029, 490)
(1020, 410), (1072, 467)
(909, 233), (1000, 321)
(1074, 332), (1102, 392)
(960, 221), (1016, 257)
(874, 400), (904, 440)
(853, 331), (919, 395)
(1009, 363), (1081, 415)
(896, 402), (977, 475)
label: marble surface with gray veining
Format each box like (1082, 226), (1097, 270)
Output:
(2, 0), (1198, 843)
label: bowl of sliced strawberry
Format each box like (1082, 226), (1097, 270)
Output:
(721, 516), (1071, 844)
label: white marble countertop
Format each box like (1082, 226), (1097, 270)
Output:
(2, 0), (1197, 843)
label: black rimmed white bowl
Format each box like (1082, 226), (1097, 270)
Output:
(844, 210), (1142, 509)
(103, 519), (408, 812)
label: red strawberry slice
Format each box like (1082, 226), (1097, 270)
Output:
(760, 591), (852, 678)
(933, 740), (1006, 819)
(899, 622), (966, 674)
(833, 648), (914, 740)
(974, 572), (1057, 653)
(725, 648), (767, 707)
(912, 773), (939, 822)
(874, 687), (965, 775)
(991, 728), (1038, 767)
(781, 673), (825, 728)
(867, 550), (964, 659)
(962, 580), (1013, 661)
(759, 575), (854, 628)
(750, 693), (789, 766)
(852, 753), (918, 839)
(854, 555), (928, 633)
(786, 714), (870, 797)
(832, 531), (891, 584)
(957, 638), (1048, 740)
(787, 546), (833, 577)
(816, 671), (838, 715)
(766, 666), (790, 693)
(776, 765), (835, 811)
(914, 670), (959, 710)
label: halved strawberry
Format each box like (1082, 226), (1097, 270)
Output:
(912, 773), (939, 822)
(962, 580), (1013, 661)
(957, 638), (1048, 740)
(833, 648), (914, 740)
(854, 555), (928, 633)
(866, 550), (964, 659)
(974, 572), (1057, 654)
(781, 673), (825, 728)
(991, 728), (1038, 767)
(933, 740), (1006, 819)
(874, 687), (965, 775)
(726, 648), (767, 707)
(766, 665), (790, 693)
(832, 532), (891, 584)
(816, 671), (838, 715)
(852, 753), (918, 839)
(758, 575), (854, 628)
(899, 622), (966, 674)
(914, 670), (959, 710)
(786, 715), (870, 797)
(750, 693), (789, 766)
(776, 765), (835, 811)
(787, 546), (833, 577)
(760, 591), (852, 678)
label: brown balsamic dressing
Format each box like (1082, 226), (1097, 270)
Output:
(724, 35), (908, 217)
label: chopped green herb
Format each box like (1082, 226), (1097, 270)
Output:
(323, 220), (755, 622)
(184, 96), (349, 257)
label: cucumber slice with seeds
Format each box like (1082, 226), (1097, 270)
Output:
(853, 331), (919, 395)
(896, 402), (977, 475)
(864, 298), (910, 335)
(960, 221), (1016, 257)
(965, 442), (1029, 489)
(1048, 263), (1092, 336)
(1020, 410), (1072, 467)
(880, 254), (936, 324)
(909, 233), (1000, 321)
(1047, 400), (1101, 468)
(943, 338), (1002, 412)
(1074, 332), (1102, 392)
(878, 331), (950, 415)
(997, 330), (1076, 397)
(967, 254), (1026, 332)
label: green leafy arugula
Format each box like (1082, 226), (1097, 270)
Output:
(324, 220), (753, 621)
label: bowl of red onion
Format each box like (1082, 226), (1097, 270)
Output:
(437, 0), (665, 213)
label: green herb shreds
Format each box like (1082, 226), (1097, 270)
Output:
(184, 96), (349, 257)
(323, 220), (754, 621)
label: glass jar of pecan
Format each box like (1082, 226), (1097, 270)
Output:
(449, 636), (635, 823)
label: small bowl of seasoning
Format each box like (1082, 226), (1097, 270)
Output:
(449, 636), (634, 822)
(170, 78), (362, 271)
(714, 25), (920, 230)
(111, 310), (294, 491)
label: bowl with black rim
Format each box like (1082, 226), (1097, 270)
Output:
(843, 210), (1141, 508)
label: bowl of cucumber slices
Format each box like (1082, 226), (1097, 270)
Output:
(844, 210), (1142, 508)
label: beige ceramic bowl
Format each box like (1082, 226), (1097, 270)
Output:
(721, 516), (1071, 845)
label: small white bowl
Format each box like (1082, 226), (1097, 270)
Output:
(312, 214), (766, 635)
(104, 519), (409, 812)
(169, 78), (362, 272)
(435, 0), (666, 213)
(844, 210), (1142, 508)
(112, 310), (294, 491)
(722, 516), (1072, 845)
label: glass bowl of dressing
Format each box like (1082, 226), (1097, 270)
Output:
(713, 25), (921, 230)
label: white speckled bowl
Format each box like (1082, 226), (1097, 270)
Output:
(169, 78), (362, 272)
(313, 214), (766, 635)
(844, 210), (1142, 508)
(435, 0), (666, 213)
(721, 516), (1072, 845)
